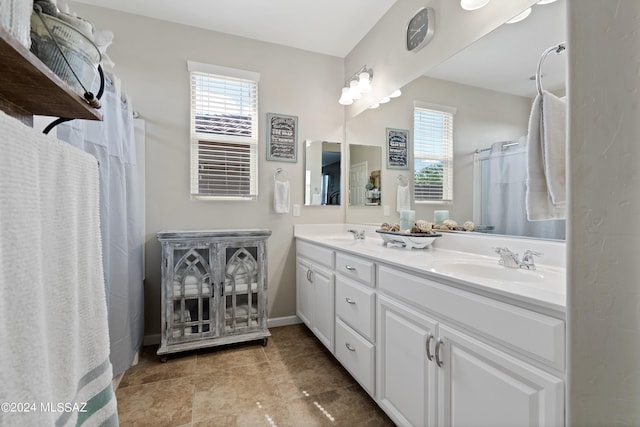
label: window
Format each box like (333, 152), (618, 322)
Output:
(188, 61), (259, 199)
(413, 103), (455, 203)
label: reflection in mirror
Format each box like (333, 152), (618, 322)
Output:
(349, 145), (381, 206)
(304, 140), (341, 205)
(345, 0), (567, 239)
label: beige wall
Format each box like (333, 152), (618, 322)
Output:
(567, 0), (640, 424)
(70, 3), (346, 336)
(346, 75), (531, 226)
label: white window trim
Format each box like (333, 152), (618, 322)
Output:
(188, 61), (260, 200)
(413, 102), (456, 204)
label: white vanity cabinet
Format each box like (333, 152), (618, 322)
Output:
(378, 265), (565, 427)
(294, 235), (566, 427)
(334, 255), (377, 396)
(157, 229), (271, 358)
(296, 240), (335, 352)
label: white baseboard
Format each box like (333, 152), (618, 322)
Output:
(267, 315), (302, 328)
(141, 316), (302, 346)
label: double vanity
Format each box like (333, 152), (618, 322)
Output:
(294, 224), (566, 427)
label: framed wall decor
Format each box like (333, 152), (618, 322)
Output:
(267, 113), (298, 162)
(386, 127), (409, 169)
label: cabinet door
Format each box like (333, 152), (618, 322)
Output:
(311, 264), (334, 353)
(296, 259), (313, 328)
(166, 243), (216, 344)
(220, 241), (264, 334)
(378, 295), (438, 427)
(437, 324), (564, 427)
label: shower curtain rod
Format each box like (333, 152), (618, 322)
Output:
(474, 141), (519, 154)
(536, 42), (566, 96)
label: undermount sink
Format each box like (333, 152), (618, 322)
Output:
(432, 260), (557, 284)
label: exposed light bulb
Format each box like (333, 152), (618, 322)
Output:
(348, 80), (361, 100)
(338, 87), (353, 105)
(379, 96), (391, 104)
(357, 72), (372, 93)
(506, 7), (531, 23)
(460, 0), (490, 11)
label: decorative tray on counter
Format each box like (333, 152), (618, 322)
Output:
(375, 230), (442, 249)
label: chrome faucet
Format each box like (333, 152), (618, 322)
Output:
(520, 250), (542, 270)
(347, 229), (366, 240)
(493, 247), (542, 270)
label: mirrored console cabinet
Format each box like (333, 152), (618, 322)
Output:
(156, 229), (271, 360)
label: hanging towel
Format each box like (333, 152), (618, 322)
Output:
(526, 91), (567, 220)
(397, 185), (410, 213)
(0, 111), (118, 427)
(274, 179), (290, 213)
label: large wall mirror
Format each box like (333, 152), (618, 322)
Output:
(348, 145), (382, 206)
(304, 140), (341, 205)
(345, 0), (566, 239)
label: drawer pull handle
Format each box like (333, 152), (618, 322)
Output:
(345, 297), (356, 305)
(345, 342), (356, 352)
(435, 339), (444, 368)
(426, 334), (434, 361)
(345, 265), (356, 271)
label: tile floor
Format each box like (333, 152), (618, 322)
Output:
(115, 324), (395, 426)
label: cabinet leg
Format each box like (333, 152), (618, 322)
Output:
(160, 356), (168, 363)
(262, 338), (268, 347)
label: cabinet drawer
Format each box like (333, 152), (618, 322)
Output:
(335, 318), (375, 396)
(335, 276), (375, 342)
(335, 252), (375, 286)
(296, 240), (333, 269)
(379, 266), (565, 371)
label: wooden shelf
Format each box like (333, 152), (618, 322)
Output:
(0, 26), (101, 122)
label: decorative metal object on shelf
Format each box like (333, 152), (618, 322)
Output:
(30, 4), (104, 133)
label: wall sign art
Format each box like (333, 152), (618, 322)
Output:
(267, 113), (298, 162)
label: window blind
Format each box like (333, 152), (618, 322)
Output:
(189, 68), (259, 199)
(413, 107), (454, 202)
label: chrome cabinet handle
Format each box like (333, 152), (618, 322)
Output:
(345, 265), (356, 271)
(426, 334), (434, 361)
(345, 342), (356, 352)
(435, 339), (444, 368)
(345, 297), (356, 305)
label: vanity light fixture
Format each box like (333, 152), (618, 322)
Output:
(460, 0), (490, 11)
(537, 0), (557, 4)
(379, 96), (391, 104)
(338, 87), (353, 105)
(506, 7), (531, 23)
(368, 103), (380, 109)
(338, 65), (373, 105)
(389, 89), (402, 98)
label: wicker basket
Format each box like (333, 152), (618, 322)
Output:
(0, 0), (33, 48)
(30, 11), (101, 96)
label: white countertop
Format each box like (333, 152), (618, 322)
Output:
(294, 224), (567, 318)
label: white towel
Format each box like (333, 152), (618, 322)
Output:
(274, 179), (290, 213)
(397, 185), (410, 213)
(526, 91), (567, 220)
(0, 111), (118, 426)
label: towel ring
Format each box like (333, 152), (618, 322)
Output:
(274, 168), (289, 181)
(536, 42), (566, 96)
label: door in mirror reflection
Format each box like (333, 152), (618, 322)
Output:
(349, 144), (382, 206)
(304, 140), (341, 205)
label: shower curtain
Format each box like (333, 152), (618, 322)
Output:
(50, 73), (144, 376)
(480, 141), (565, 240)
